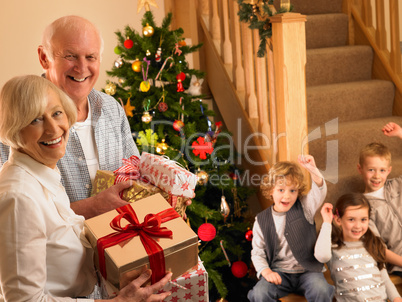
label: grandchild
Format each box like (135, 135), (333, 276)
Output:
(247, 155), (334, 302)
(357, 129), (402, 275)
(315, 193), (402, 301)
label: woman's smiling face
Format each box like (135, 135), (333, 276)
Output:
(18, 88), (69, 168)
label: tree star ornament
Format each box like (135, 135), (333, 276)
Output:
(123, 97), (135, 117)
(137, 0), (158, 13)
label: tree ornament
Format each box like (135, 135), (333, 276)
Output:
(173, 120), (184, 132)
(142, 23), (154, 37)
(137, 0), (158, 13)
(179, 39), (187, 47)
(146, 49), (151, 56)
(156, 138), (168, 154)
(158, 101), (168, 112)
(155, 47), (162, 63)
(196, 169), (209, 186)
(186, 75), (204, 96)
(114, 46), (122, 55)
(132, 59), (142, 72)
(192, 136), (213, 160)
(141, 111), (152, 123)
(216, 298), (228, 302)
(245, 228), (253, 241)
(231, 261), (248, 278)
(104, 83), (116, 95)
(155, 56), (174, 81)
(123, 96), (135, 117)
(136, 129), (158, 148)
(140, 81), (151, 92)
(198, 222), (216, 241)
(140, 57), (151, 92)
(118, 78), (125, 85)
(114, 57), (123, 68)
(176, 72), (185, 92)
(174, 43), (182, 56)
(220, 195), (230, 222)
(124, 38), (134, 49)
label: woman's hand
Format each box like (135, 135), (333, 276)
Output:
(111, 269), (172, 302)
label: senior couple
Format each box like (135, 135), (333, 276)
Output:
(0, 16), (177, 301)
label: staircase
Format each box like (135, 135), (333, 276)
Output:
(283, 0), (402, 207)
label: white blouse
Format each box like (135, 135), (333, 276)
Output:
(0, 150), (96, 301)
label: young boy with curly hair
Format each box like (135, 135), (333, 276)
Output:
(247, 155), (334, 302)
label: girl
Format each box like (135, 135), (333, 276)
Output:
(315, 193), (402, 301)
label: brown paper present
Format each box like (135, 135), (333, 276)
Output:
(91, 170), (188, 218)
(84, 193), (199, 290)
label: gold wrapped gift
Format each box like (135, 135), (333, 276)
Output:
(91, 170), (188, 218)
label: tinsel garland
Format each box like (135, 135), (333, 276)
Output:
(236, 0), (293, 57)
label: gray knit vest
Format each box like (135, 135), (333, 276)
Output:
(257, 199), (323, 272)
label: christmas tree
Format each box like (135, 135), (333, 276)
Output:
(103, 7), (255, 300)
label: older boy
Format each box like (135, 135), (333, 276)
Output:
(358, 127), (402, 276)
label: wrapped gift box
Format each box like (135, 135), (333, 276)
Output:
(91, 170), (187, 218)
(84, 193), (198, 290)
(162, 258), (209, 302)
(139, 152), (197, 198)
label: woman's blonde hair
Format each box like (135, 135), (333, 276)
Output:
(260, 161), (307, 202)
(0, 75), (77, 149)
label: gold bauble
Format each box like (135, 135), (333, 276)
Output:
(141, 111), (152, 123)
(142, 23), (154, 37)
(132, 59), (142, 72)
(156, 139), (169, 154)
(140, 80), (151, 92)
(104, 83), (116, 95)
(196, 169), (209, 186)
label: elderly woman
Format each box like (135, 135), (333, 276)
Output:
(0, 75), (171, 301)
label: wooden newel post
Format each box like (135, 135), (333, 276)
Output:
(270, 13), (308, 162)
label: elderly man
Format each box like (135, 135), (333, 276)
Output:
(0, 15), (139, 219)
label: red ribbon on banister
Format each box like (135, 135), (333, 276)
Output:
(96, 204), (180, 284)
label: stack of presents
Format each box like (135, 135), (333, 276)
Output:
(83, 152), (209, 301)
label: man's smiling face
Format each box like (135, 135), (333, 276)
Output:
(43, 20), (101, 105)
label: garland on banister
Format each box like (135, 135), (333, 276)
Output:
(236, 0), (293, 57)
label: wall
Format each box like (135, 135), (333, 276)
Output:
(0, 0), (165, 91)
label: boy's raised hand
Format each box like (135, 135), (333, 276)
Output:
(320, 203), (334, 224)
(382, 122), (402, 139)
(297, 154), (323, 187)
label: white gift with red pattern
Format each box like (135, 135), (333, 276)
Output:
(139, 152), (197, 198)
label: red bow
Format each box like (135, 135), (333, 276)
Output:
(113, 155), (141, 183)
(97, 204), (180, 284)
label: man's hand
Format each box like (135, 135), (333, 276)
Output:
(70, 181), (133, 219)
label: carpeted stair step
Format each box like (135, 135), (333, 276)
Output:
(306, 45), (373, 86)
(273, 0), (342, 15)
(308, 116), (402, 170)
(306, 14), (348, 49)
(307, 80), (395, 128)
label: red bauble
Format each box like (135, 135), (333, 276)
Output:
(124, 39), (134, 49)
(158, 102), (168, 112)
(245, 229), (253, 241)
(231, 261), (248, 278)
(198, 223), (216, 241)
(173, 120), (185, 131)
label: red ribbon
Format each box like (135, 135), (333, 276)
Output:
(96, 204), (180, 284)
(113, 155), (141, 183)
